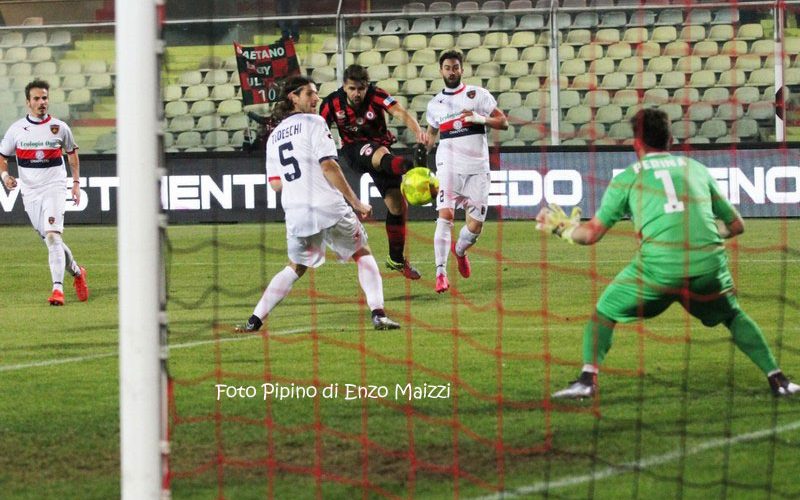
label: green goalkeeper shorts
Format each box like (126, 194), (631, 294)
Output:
(596, 262), (739, 326)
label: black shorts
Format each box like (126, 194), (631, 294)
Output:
(341, 141), (401, 198)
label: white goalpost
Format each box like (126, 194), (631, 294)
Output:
(116, 0), (166, 498)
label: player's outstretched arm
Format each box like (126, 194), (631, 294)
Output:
(320, 158), (372, 218)
(389, 102), (428, 144)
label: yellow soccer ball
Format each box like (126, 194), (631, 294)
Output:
(401, 167), (439, 206)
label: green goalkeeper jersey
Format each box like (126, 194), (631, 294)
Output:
(595, 152), (740, 279)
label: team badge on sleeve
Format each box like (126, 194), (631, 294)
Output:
(467, 90), (476, 99)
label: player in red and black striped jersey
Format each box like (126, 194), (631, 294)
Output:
(320, 64), (428, 280)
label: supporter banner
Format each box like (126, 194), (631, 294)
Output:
(234, 39), (300, 105)
(0, 148), (798, 225)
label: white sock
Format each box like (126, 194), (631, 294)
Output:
(253, 266), (300, 319)
(356, 254), (384, 311)
(434, 218), (453, 276)
(62, 241), (81, 276)
(45, 233), (65, 292)
(582, 364), (599, 374)
(455, 225), (480, 257)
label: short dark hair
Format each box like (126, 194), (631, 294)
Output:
(343, 64), (370, 85)
(438, 50), (463, 67)
(25, 79), (50, 100)
(630, 108), (671, 150)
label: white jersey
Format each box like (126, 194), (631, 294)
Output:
(0, 114), (77, 194)
(426, 83), (497, 175)
(266, 113), (351, 237)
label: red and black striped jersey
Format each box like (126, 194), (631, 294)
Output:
(319, 85), (397, 147)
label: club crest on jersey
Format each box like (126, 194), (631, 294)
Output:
(365, 110), (375, 120)
(50, 124), (60, 134)
(48, 217), (55, 225)
(35, 150), (45, 160)
(335, 110), (346, 119)
(467, 90), (476, 99)
(453, 120), (463, 130)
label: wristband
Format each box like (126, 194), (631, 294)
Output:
(1, 171), (8, 182)
(464, 113), (486, 125)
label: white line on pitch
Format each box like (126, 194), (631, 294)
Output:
(0, 327), (311, 373)
(470, 419), (800, 500)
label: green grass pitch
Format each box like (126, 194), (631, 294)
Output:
(1, 219), (799, 499)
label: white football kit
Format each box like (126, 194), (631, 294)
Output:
(0, 114), (78, 235)
(266, 113), (367, 267)
(426, 83), (497, 222)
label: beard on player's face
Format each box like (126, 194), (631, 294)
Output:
(444, 74), (461, 89)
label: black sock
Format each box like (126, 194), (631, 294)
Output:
(385, 212), (406, 263)
(371, 308), (386, 318)
(379, 154), (412, 175)
(579, 371), (595, 386)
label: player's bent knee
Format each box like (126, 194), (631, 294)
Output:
(45, 232), (63, 246)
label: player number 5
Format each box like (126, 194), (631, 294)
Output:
(279, 142), (301, 182)
(654, 170), (685, 214)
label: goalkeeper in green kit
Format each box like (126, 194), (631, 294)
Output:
(536, 108), (799, 399)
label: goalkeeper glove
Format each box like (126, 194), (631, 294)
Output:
(535, 203), (582, 243)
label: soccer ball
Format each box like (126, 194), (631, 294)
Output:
(401, 167), (439, 206)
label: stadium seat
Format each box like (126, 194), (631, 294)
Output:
(656, 9), (683, 26)
(646, 56), (672, 74)
(733, 117), (759, 139)
(202, 69), (228, 86)
(686, 8), (712, 25)
(218, 99), (242, 116)
(571, 73), (598, 90)
(716, 102), (744, 120)
(504, 61), (528, 78)
(497, 91), (522, 111)
(402, 77), (427, 95)
(9, 62), (31, 77)
(543, 74), (569, 89)
(465, 47), (491, 65)
(355, 50), (381, 67)
(437, 15), (463, 33)
(176, 131), (202, 149)
(0, 32), (22, 48)
(659, 103), (683, 122)
(311, 66), (336, 82)
(371, 35), (398, 52)
(661, 41), (689, 58)
(687, 102), (714, 121)
(46, 30), (71, 47)
(491, 14), (517, 31)
(195, 114), (223, 132)
(627, 10), (656, 27)
(705, 55), (732, 73)
(223, 113), (249, 131)
(718, 68), (746, 86)
(689, 70), (716, 88)
(577, 43), (603, 61)
(481, 0), (505, 10)
(708, 24), (734, 42)
(721, 40), (747, 56)
(60, 74), (86, 90)
(402, 2), (425, 13)
(733, 86), (760, 104)
(676, 56), (702, 73)
(583, 89), (610, 107)
(463, 15), (490, 32)
(518, 14), (546, 31)
(520, 46), (546, 62)
(786, 67), (800, 85)
(178, 70), (202, 86)
(383, 19), (410, 35)
(476, 62), (502, 78)
(189, 100), (216, 117)
(411, 49), (437, 66)
(623, 28), (648, 44)
(652, 26), (677, 44)
(410, 94), (432, 112)
(87, 73), (112, 90)
(384, 49), (410, 66)
(712, 7), (740, 25)
(203, 130), (229, 148)
(210, 83), (236, 100)
(429, 1), (452, 12)
(616, 57), (642, 74)
(606, 42), (632, 60)
(686, 136), (711, 145)
(392, 63), (418, 80)
(22, 31), (47, 48)
(737, 23), (764, 41)
(671, 120), (697, 140)
(429, 34), (454, 51)
(643, 87), (669, 105)
(182, 84), (209, 102)
(513, 75), (540, 91)
(66, 88), (91, 106)
(508, 0), (532, 8)
(484, 32), (509, 49)
(746, 100), (774, 121)
(402, 34), (427, 51)
(749, 39), (773, 57)
(734, 54), (762, 72)
(577, 122), (606, 140)
(655, 71), (682, 89)
(455, 33), (481, 51)
(574, 12), (599, 29)
(747, 68), (774, 87)
(229, 130), (246, 148)
(557, 44), (575, 61)
(627, 71), (656, 89)
(518, 123), (544, 143)
(599, 11), (626, 28)
(486, 76), (511, 92)
(369, 64), (390, 81)
(673, 87), (700, 105)
(680, 25), (706, 43)
(507, 107), (533, 124)
(165, 100), (189, 118)
(82, 60), (106, 74)
(565, 105), (591, 124)
(566, 29), (591, 46)
(357, 20), (383, 36)
(699, 119), (727, 139)
(693, 40), (719, 57)
(636, 42), (661, 59)
(3, 47), (26, 63)
(597, 71), (626, 89)
(611, 88), (638, 107)
(560, 59), (585, 77)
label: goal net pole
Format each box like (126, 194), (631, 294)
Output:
(116, 0), (165, 498)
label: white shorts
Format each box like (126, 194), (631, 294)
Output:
(286, 210), (368, 268)
(434, 167), (490, 222)
(22, 183), (67, 237)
